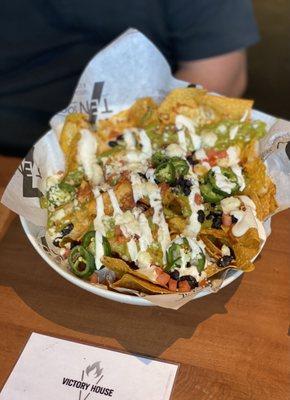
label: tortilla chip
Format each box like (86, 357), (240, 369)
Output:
(102, 256), (131, 279)
(101, 177), (135, 215)
(111, 273), (172, 294)
(167, 216), (188, 236)
(204, 263), (236, 278)
(199, 235), (222, 259)
(127, 97), (159, 128)
(242, 156), (278, 220)
(200, 93), (253, 121)
(158, 87), (203, 124)
(231, 228), (261, 272)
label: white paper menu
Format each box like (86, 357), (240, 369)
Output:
(0, 333), (178, 400)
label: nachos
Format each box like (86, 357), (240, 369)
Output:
(41, 87), (277, 294)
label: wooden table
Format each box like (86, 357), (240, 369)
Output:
(0, 156), (289, 400)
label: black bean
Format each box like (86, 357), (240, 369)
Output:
(183, 186), (191, 196)
(230, 247), (235, 259)
(213, 211), (222, 216)
(136, 200), (150, 211)
(170, 270), (180, 280)
(197, 210), (205, 223)
(187, 83), (197, 88)
(186, 155), (198, 166)
(61, 223), (74, 237)
(180, 275), (198, 288)
(53, 237), (62, 247)
(108, 140), (118, 147)
(206, 213), (214, 220)
(212, 216), (222, 229)
(127, 261), (138, 270)
(217, 255), (233, 268)
(231, 215), (238, 224)
(138, 172), (147, 180)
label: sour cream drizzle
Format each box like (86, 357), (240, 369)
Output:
(123, 130), (136, 149)
(93, 189), (105, 270)
(77, 129), (104, 187)
(175, 115), (201, 151)
(184, 167), (204, 236)
(108, 189), (122, 215)
(211, 166), (236, 194)
(221, 195), (266, 241)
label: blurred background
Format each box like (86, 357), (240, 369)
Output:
(246, 0), (290, 119)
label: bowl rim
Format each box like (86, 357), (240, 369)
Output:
(20, 216), (244, 306)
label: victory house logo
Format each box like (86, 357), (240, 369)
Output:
(62, 361), (115, 398)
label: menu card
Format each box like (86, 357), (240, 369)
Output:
(0, 333), (178, 400)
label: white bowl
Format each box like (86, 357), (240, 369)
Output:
(20, 216), (246, 306)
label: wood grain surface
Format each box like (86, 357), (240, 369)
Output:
(0, 156), (289, 400)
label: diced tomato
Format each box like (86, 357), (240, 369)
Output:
(156, 272), (171, 286)
(154, 266), (164, 276)
(178, 280), (191, 292)
(222, 213), (232, 227)
(217, 150), (227, 159)
(89, 273), (99, 284)
(160, 182), (170, 195)
(194, 193), (203, 205)
(208, 158), (217, 167)
(206, 149), (216, 159)
(206, 149), (228, 167)
(168, 279), (177, 291)
(199, 279), (207, 288)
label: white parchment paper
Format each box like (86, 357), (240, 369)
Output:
(2, 29), (290, 309)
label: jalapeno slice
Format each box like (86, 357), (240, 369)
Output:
(68, 245), (95, 278)
(64, 169), (84, 186)
(155, 161), (175, 184)
(82, 231), (111, 257)
(102, 236), (112, 256)
(195, 252), (206, 273)
(208, 167), (239, 196)
(170, 157), (189, 177)
(200, 183), (224, 203)
(151, 151), (168, 167)
(166, 242), (182, 271)
(82, 230), (95, 249)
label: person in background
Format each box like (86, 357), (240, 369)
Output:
(0, 0), (259, 157)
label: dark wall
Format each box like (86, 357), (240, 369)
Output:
(246, 0), (290, 119)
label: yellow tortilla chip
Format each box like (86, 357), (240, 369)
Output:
(102, 256), (161, 285)
(158, 87), (204, 124)
(111, 273), (172, 294)
(127, 97), (159, 128)
(231, 228), (261, 272)
(242, 156), (278, 220)
(204, 263), (236, 278)
(102, 256), (131, 279)
(200, 93), (253, 121)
